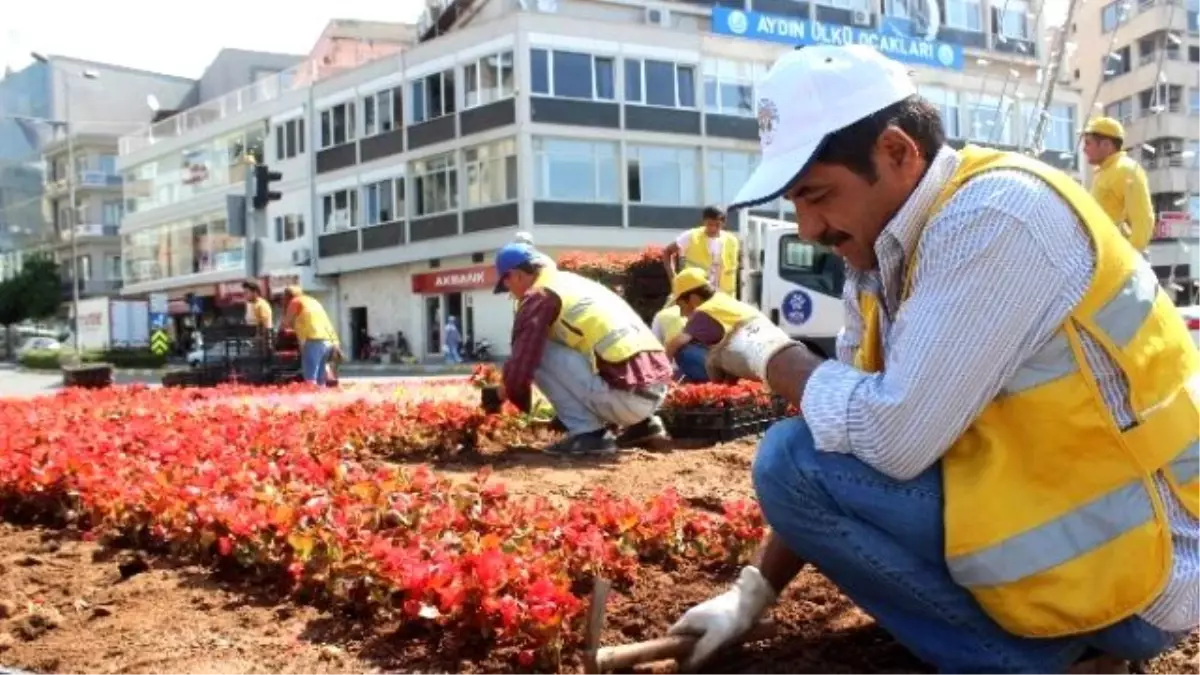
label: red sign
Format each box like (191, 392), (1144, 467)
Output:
(411, 266), (497, 294)
(1155, 211), (1194, 240)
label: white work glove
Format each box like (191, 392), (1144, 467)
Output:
(706, 315), (802, 382)
(667, 566), (777, 672)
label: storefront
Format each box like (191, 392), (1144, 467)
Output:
(336, 258), (515, 362)
(410, 265), (499, 358)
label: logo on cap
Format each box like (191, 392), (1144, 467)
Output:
(726, 10), (749, 34)
(757, 98), (779, 147)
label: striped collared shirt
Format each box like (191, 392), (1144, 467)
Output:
(801, 146), (1197, 631)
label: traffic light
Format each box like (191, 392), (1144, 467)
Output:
(252, 164), (282, 210)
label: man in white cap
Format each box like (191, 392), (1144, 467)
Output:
(667, 45), (1198, 673)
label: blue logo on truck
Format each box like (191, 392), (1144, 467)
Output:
(781, 290), (813, 325)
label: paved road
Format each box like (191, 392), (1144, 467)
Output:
(0, 364), (460, 400)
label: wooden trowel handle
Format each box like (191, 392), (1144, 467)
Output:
(593, 619), (777, 672)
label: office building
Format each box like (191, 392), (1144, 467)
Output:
(1072, 0), (1199, 300)
(116, 0), (1083, 360)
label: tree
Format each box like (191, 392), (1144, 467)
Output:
(0, 255), (63, 355)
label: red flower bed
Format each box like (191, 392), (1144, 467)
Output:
(556, 246), (665, 278)
(0, 383), (764, 668)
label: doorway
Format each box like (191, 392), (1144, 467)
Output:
(349, 306), (368, 361)
(425, 296), (441, 357)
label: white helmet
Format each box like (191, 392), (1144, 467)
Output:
(513, 231), (534, 245)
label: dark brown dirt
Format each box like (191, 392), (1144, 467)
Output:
(1, 437), (1196, 674)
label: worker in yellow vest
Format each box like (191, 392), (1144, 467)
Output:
(663, 205), (740, 294)
(281, 285), (340, 385)
(493, 243), (672, 455)
(668, 46), (1198, 674)
(662, 267), (782, 383)
(650, 302), (687, 380)
(1082, 117), (1155, 257)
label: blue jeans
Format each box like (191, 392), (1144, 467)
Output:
(675, 344), (710, 382)
(752, 418), (1184, 673)
(300, 339), (331, 385)
(444, 344), (462, 363)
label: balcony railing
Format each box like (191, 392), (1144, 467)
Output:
(45, 170), (123, 191)
(58, 224), (121, 241)
(118, 60), (321, 156)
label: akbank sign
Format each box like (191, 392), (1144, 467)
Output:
(712, 6), (964, 72)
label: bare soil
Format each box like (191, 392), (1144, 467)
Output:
(1, 438), (1196, 674)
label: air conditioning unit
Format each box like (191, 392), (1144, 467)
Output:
(292, 248), (312, 266)
(851, 10), (871, 26)
(645, 7), (670, 26)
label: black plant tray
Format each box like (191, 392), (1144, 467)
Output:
(661, 402), (784, 442)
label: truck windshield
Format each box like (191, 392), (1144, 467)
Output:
(778, 234), (844, 297)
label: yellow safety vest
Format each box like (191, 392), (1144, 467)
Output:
(533, 269), (663, 370)
(683, 228), (739, 294)
(1090, 151), (1155, 251)
(695, 292), (760, 335)
(854, 145), (1200, 637)
(654, 305), (687, 344)
(292, 295), (338, 344)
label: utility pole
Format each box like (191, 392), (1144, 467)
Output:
(1029, 0), (1082, 156)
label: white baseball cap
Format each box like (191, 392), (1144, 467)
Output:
(730, 45), (917, 210)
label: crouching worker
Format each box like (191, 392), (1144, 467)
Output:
(650, 302), (691, 381)
(664, 267), (794, 383)
(494, 243), (672, 455)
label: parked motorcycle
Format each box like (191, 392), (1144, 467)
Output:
(462, 336), (493, 362)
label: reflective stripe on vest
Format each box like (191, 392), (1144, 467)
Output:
(853, 144), (1200, 637)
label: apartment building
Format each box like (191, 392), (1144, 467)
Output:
(114, 0), (1083, 361)
(0, 56), (196, 291)
(1073, 0), (1199, 300)
(298, 0), (1082, 360)
(115, 22), (415, 329)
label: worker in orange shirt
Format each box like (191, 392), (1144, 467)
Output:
(280, 285), (339, 385)
(1082, 117), (1155, 256)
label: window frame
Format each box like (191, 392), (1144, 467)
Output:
(624, 57), (698, 109)
(318, 102), (357, 149)
(945, 0), (984, 31)
(462, 139), (518, 209)
(705, 149), (756, 205)
(532, 137), (619, 203)
(411, 70), (457, 124)
(411, 152), (459, 218)
(625, 144), (699, 207)
(273, 214), (307, 242)
(530, 48), (617, 102)
(363, 87), (402, 137)
(321, 188), (360, 233)
(363, 178), (400, 226)
(274, 118), (306, 161)
(463, 51), (516, 110)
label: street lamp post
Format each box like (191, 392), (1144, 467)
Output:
(30, 53), (98, 363)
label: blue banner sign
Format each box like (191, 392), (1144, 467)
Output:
(712, 7), (965, 72)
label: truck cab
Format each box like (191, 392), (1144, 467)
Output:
(739, 213), (846, 358)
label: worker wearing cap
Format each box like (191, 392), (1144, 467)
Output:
(662, 205), (740, 294)
(1082, 117), (1155, 255)
(493, 242), (672, 455)
(280, 285), (339, 385)
(668, 45), (1197, 674)
(663, 267), (765, 383)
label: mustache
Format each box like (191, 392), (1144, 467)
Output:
(816, 229), (851, 247)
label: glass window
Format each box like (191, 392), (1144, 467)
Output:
(533, 137), (619, 203)
(533, 49), (616, 101)
(411, 152), (458, 217)
(321, 189), (359, 232)
(965, 94), (1014, 145)
(463, 139), (518, 209)
(706, 150), (756, 205)
(991, 0), (1029, 38)
(918, 85), (961, 138)
(628, 59), (697, 108)
(464, 51), (515, 109)
(412, 70), (456, 123)
(626, 144), (699, 206)
(364, 179), (398, 226)
(702, 58), (766, 118)
(319, 101), (356, 147)
(945, 0), (983, 31)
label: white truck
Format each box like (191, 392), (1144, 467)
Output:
(738, 212), (846, 358)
